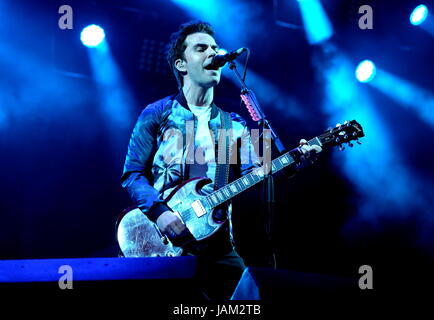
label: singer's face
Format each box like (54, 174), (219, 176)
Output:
(180, 33), (221, 88)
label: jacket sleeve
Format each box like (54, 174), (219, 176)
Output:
(120, 104), (171, 223)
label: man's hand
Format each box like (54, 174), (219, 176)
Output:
(295, 139), (322, 169)
(156, 210), (186, 238)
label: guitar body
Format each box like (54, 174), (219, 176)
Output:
(117, 177), (226, 257)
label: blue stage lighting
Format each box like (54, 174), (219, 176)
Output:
(297, 0), (334, 45)
(355, 60), (376, 83)
(410, 5), (429, 26)
(80, 24), (105, 47)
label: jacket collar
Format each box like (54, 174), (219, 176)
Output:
(174, 90), (219, 120)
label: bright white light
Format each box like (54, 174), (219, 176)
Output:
(80, 24), (105, 47)
(410, 5), (429, 26)
(355, 60), (376, 83)
(217, 48), (228, 55)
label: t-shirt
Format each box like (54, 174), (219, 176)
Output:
(187, 103), (216, 190)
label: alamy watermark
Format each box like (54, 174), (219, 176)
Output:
(58, 5), (73, 30)
(358, 265), (373, 290)
(58, 264), (73, 289)
(359, 5), (373, 30)
(161, 122), (273, 173)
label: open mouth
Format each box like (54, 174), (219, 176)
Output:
(204, 64), (220, 71)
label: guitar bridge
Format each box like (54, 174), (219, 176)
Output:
(191, 200), (206, 217)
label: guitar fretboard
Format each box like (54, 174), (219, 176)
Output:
(204, 136), (322, 208)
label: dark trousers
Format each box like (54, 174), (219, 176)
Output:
(194, 248), (246, 301)
(184, 224), (246, 301)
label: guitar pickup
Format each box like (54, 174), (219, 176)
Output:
(191, 200), (206, 217)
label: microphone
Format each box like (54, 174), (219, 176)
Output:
(205, 47), (247, 69)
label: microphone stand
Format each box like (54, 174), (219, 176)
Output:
(229, 61), (286, 269)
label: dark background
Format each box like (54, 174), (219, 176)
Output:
(1, 0), (433, 290)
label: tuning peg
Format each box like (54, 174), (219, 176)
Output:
(339, 144), (345, 151)
(356, 139), (362, 145)
(336, 123), (341, 127)
(344, 120), (349, 125)
(348, 142), (353, 147)
(327, 126), (333, 132)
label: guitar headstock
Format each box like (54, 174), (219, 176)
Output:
(318, 120), (364, 149)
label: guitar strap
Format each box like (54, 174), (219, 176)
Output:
(214, 111), (232, 190)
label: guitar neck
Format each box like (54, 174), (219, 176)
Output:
(204, 136), (323, 208)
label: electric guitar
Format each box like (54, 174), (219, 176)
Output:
(116, 120), (364, 257)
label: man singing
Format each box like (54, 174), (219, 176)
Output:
(121, 21), (321, 300)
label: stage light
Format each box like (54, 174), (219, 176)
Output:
(370, 69), (434, 129)
(80, 24), (105, 47)
(171, 0), (265, 50)
(410, 4), (429, 26)
(355, 60), (376, 83)
(297, 0), (334, 45)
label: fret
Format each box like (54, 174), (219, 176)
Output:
(215, 191), (221, 202)
(227, 186), (235, 197)
(205, 196), (213, 208)
(286, 154), (293, 165)
(238, 179), (245, 189)
(246, 174), (255, 185)
(255, 168), (264, 178)
(229, 183), (238, 194)
(289, 155), (295, 165)
(237, 179), (245, 191)
(309, 137), (322, 147)
(272, 160), (280, 170)
(242, 177), (249, 187)
(210, 194), (218, 205)
(222, 187), (230, 198)
(231, 181), (238, 192)
(215, 192), (222, 202)
(206, 195), (213, 206)
(249, 172), (257, 182)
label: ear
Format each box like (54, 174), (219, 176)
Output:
(175, 58), (187, 72)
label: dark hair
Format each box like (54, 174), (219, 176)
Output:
(166, 21), (215, 89)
